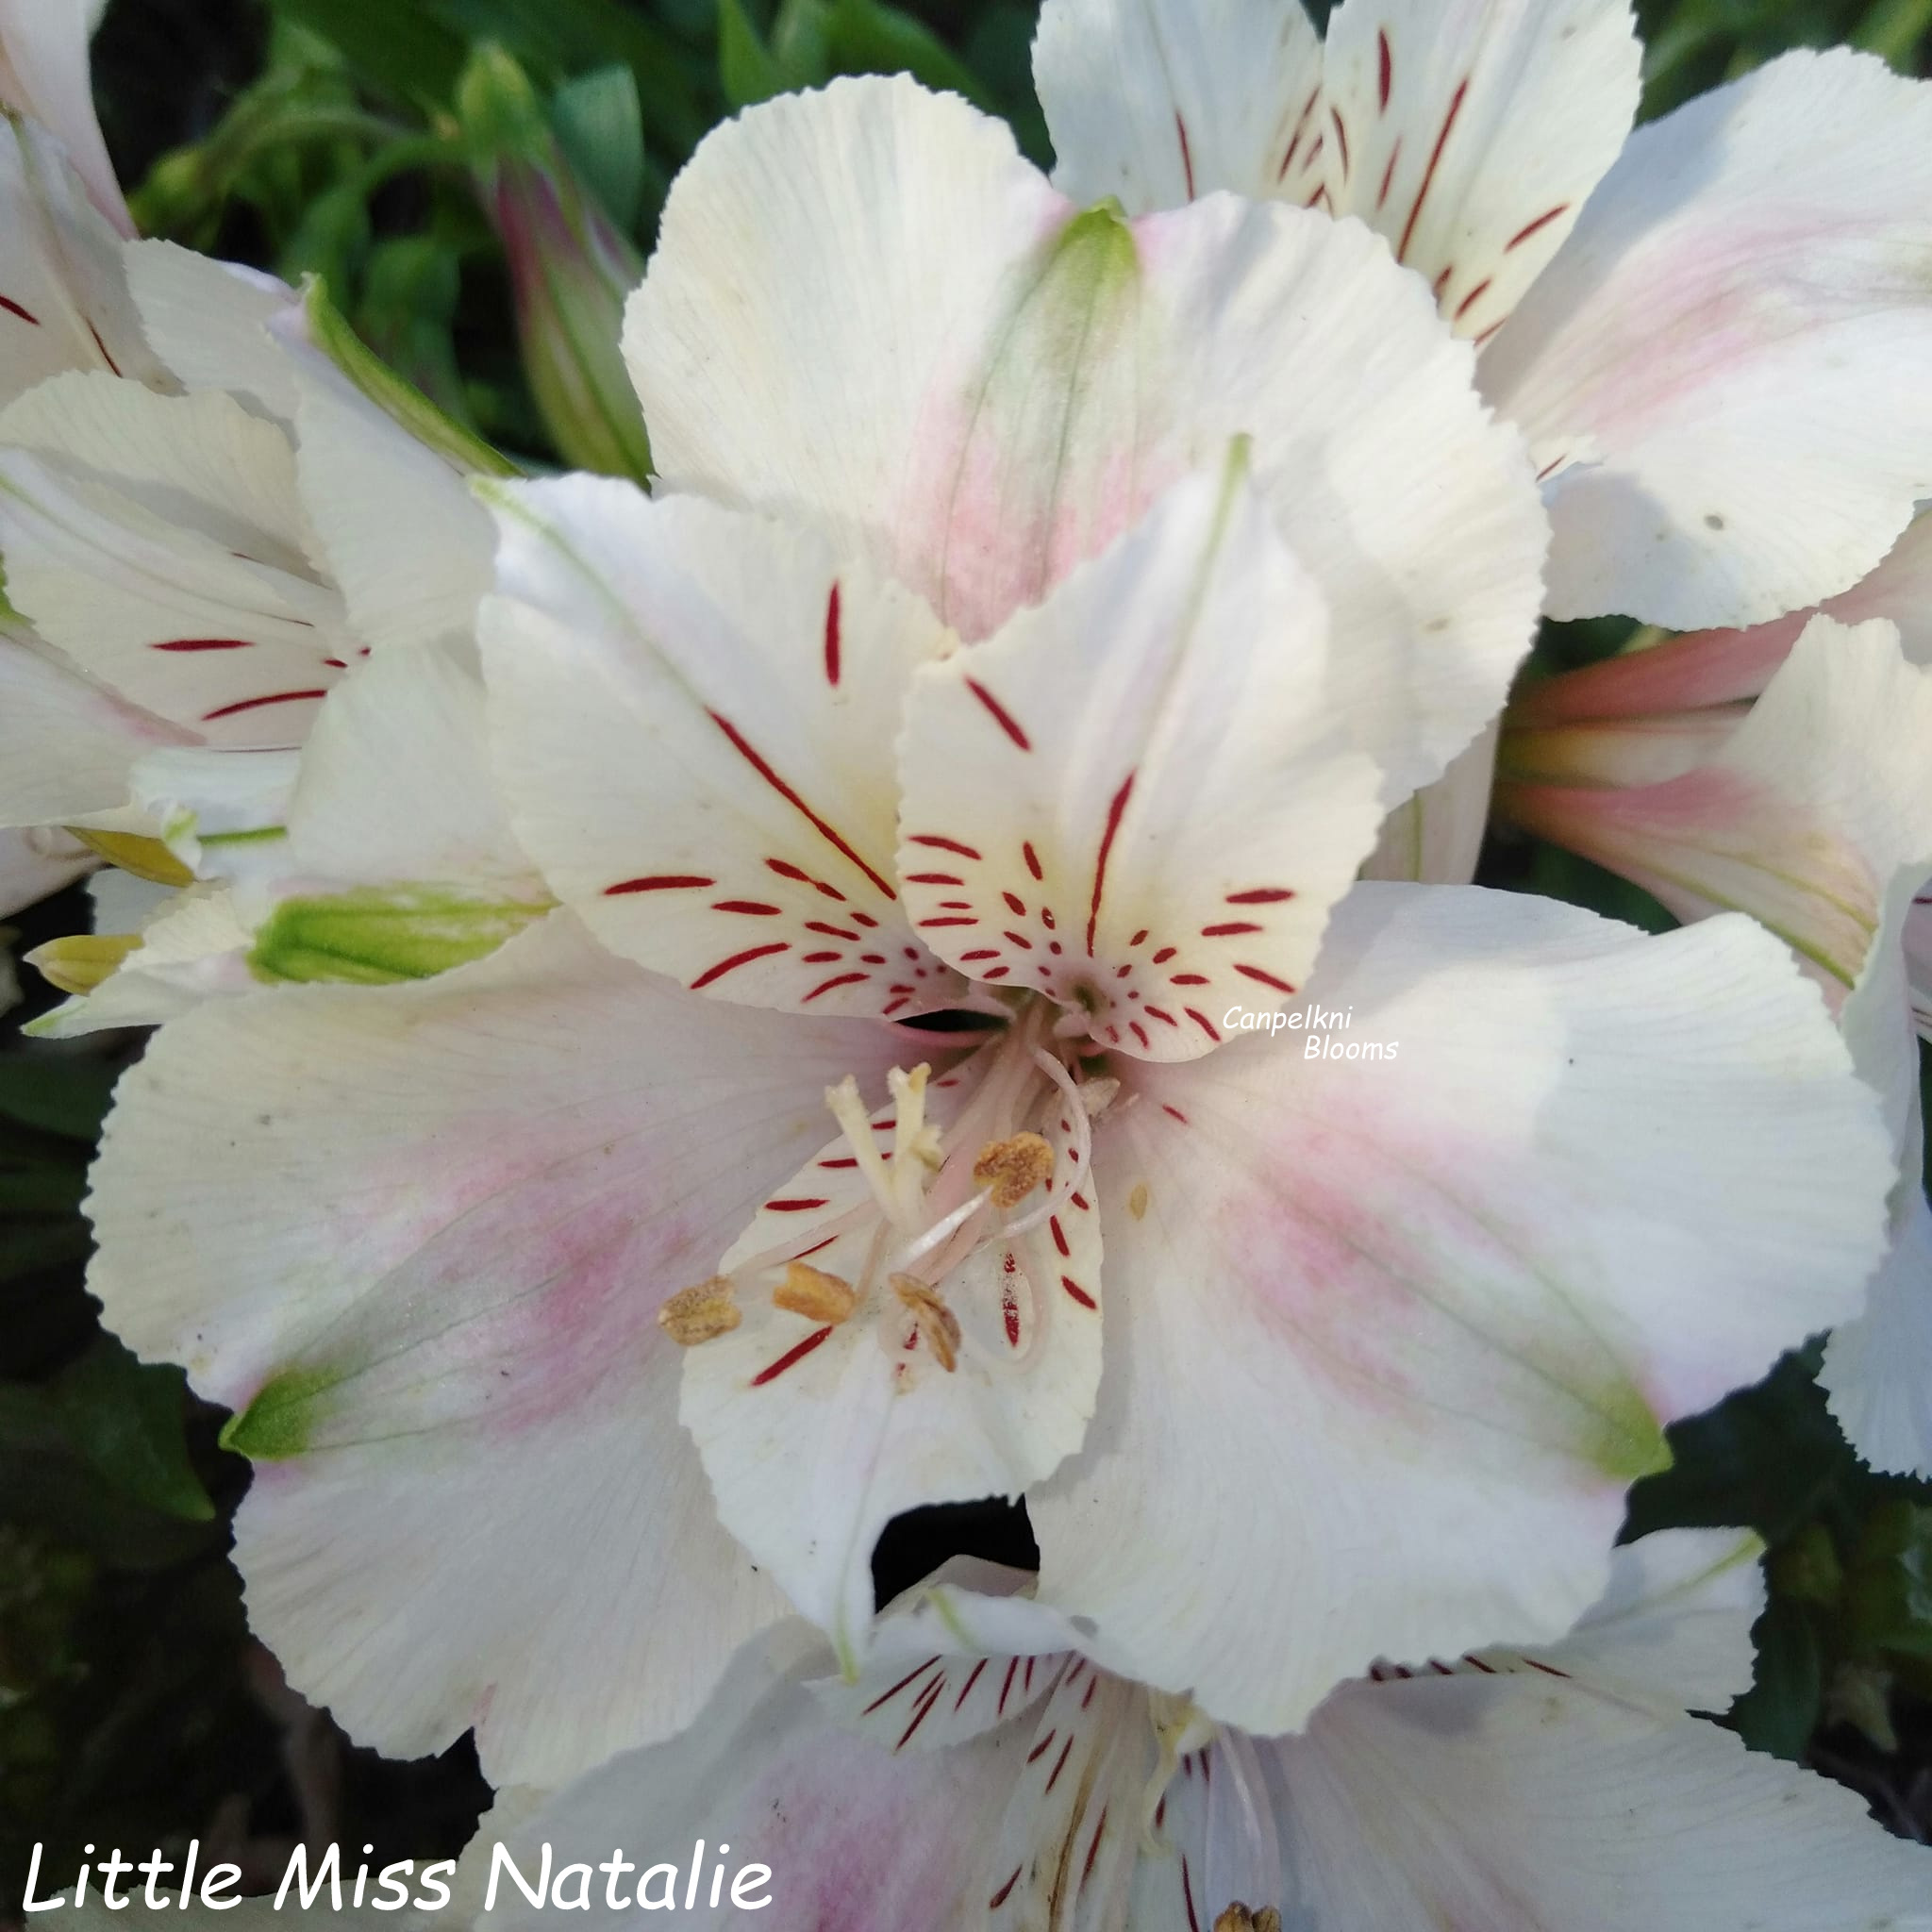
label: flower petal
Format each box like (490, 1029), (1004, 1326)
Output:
(0, 116), (153, 404)
(1482, 48), (1932, 627)
(0, 0), (132, 236)
(0, 824), (88, 917)
(0, 377), (355, 739)
(1823, 1189), (1932, 1478)
(1034, 0), (1326, 211)
(895, 462), (1385, 1057)
(85, 914), (912, 1785)
(679, 1045), (1103, 1667)
(1314, 0), (1641, 341)
(124, 240), (300, 419)
(1032, 883), (1892, 1732)
(481, 476), (962, 1020)
(626, 76), (1546, 795)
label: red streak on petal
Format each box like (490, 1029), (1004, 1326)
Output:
(823, 580), (842, 687)
(965, 677), (1032, 750)
(201, 688), (327, 721)
(1185, 1008), (1222, 1041)
(708, 708), (895, 898)
(1226, 888), (1295, 904)
(691, 941), (791, 988)
(1061, 1275), (1096, 1310)
(906, 873), (963, 886)
(981, 966), (1011, 980)
(1201, 922), (1262, 937)
(1027, 1728), (1057, 1764)
(1144, 1005), (1177, 1025)
(1454, 276), (1493, 324)
(1329, 104), (1351, 180)
(1162, 1105), (1190, 1124)
(87, 320), (122, 375)
(1183, 1857), (1201, 1932)
(863, 1657), (939, 1714)
(1175, 111), (1196, 198)
(1043, 1735), (1075, 1793)
(1375, 139), (1402, 210)
(1398, 76), (1468, 264)
(807, 921), (860, 941)
(713, 900), (782, 915)
(1050, 1217), (1070, 1257)
(897, 1674), (946, 1748)
(1171, 974), (1208, 986)
(1153, 946), (1177, 964)
(990, 1868), (1023, 1912)
(802, 952), (844, 964)
(920, 917), (978, 928)
(750, 1324), (836, 1387)
(765, 1197), (830, 1212)
(960, 948), (1001, 961)
(1505, 203), (1570, 252)
(804, 972), (869, 1002)
(956, 1658), (988, 1710)
(1129, 1022), (1150, 1048)
(998, 1657), (1020, 1714)
(1236, 963), (1296, 993)
(911, 834), (983, 860)
(152, 637), (254, 652)
(1023, 841), (1043, 880)
(1377, 27), (1393, 109)
(607, 874), (713, 895)
(0, 294), (40, 325)
(1003, 891), (1026, 915)
(1086, 772), (1136, 957)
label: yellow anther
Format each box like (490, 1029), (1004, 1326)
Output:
(68, 828), (193, 887)
(973, 1131), (1055, 1208)
(1214, 1908), (1280, 1932)
(773, 1262), (858, 1325)
(891, 1274), (961, 1374)
(26, 932), (141, 996)
(658, 1278), (741, 1347)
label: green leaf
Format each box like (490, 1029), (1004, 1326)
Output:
(1844, 1500), (1932, 1660)
(718, 0), (797, 107)
(552, 64), (646, 232)
(265, 0), (470, 105)
(51, 1341), (215, 1524)
(0, 1056), (119, 1142)
(823, 0), (1000, 109)
(1731, 1596), (1824, 1759)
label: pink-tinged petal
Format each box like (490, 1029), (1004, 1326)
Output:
(1502, 617), (1932, 995)
(897, 463), (1384, 1058)
(0, 0), (133, 236)
(85, 914), (914, 1786)
(476, 1625), (1024, 1932)
(1032, 883), (1891, 1733)
(0, 824), (88, 917)
(0, 625), (194, 826)
(1483, 49), (1932, 628)
(627, 76), (1546, 799)
(1035, 0), (1326, 211)
(0, 117), (155, 405)
(0, 378), (357, 741)
(680, 1041), (1103, 1667)
(482, 475), (962, 1020)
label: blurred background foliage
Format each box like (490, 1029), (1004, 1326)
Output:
(4, 0), (1932, 1905)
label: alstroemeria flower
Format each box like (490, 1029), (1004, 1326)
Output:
(1502, 606), (1932, 1479)
(0, 0), (130, 238)
(476, 1537), (1932, 1932)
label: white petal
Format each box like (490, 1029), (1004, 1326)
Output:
(123, 240), (300, 418)
(627, 77), (1546, 797)
(1823, 1189), (1932, 1478)
(680, 1043), (1103, 1666)
(1315, 0), (1641, 340)
(85, 914), (913, 1785)
(1034, 0), (1325, 211)
(1252, 1654), (1932, 1930)
(896, 463), (1385, 1057)
(0, 0), (132, 236)
(1033, 884), (1892, 1732)
(1483, 49), (1932, 627)
(0, 116), (153, 404)
(482, 476), (961, 1020)
(275, 314), (492, 654)
(0, 824), (88, 916)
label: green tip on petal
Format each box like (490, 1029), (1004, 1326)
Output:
(249, 887), (549, 987)
(220, 1367), (339, 1461)
(1585, 1378), (1674, 1486)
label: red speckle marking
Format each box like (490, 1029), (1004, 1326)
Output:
(1454, 276), (1493, 325)
(982, 966), (1011, 981)
(1171, 973), (1208, 987)
(1376, 139), (1403, 211)
(1201, 922), (1262, 938)
(1175, 111), (1197, 198)
(1162, 1104), (1190, 1124)
(965, 678), (1032, 751)
(152, 637), (254, 652)
(1464, 1654), (1497, 1674)
(1080, 1807), (1108, 1883)
(907, 873), (963, 887)
(766, 1197), (830, 1213)
(1153, 946), (1177, 965)
(1027, 1728), (1057, 1765)
(805, 972), (868, 1002)
(998, 1657), (1020, 1714)
(1043, 1735), (1075, 1794)
(1377, 28), (1393, 109)
(1236, 963), (1296, 994)
(806, 921), (859, 941)
(691, 941), (791, 989)
(990, 1868), (1023, 1911)
(87, 321), (122, 375)
(1506, 203), (1571, 252)
(911, 834), (982, 860)
(750, 1324), (835, 1386)
(1399, 77), (1468, 264)
(201, 688), (327, 722)
(708, 709), (895, 898)
(960, 948), (1000, 961)
(1002, 891), (1027, 916)
(1277, 86), (1320, 183)
(802, 951), (843, 965)
(608, 874), (713, 895)
(714, 899), (781, 915)
(1061, 1275), (1096, 1310)
(1023, 841), (1043, 881)
(1086, 772), (1136, 957)
(1050, 1217), (1070, 1257)
(920, 917), (978, 929)
(897, 1674), (946, 1748)
(1185, 1008), (1221, 1041)
(823, 581), (842, 687)
(1329, 105), (1351, 180)
(0, 294), (40, 325)
(1144, 1005), (1177, 1026)
(1227, 887), (1294, 905)
(956, 1658), (988, 1709)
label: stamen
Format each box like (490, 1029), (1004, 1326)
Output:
(973, 1132), (1055, 1208)
(658, 1278), (741, 1346)
(774, 1262), (858, 1324)
(891, 1274), (961, 1373)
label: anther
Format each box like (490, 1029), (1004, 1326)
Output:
(658, 1278), (741, 1346)
(891, 1274), (961, 1373)
(773, 1262), (858, 1325)
(1213, 1908), (1280, 1932)
(973, 1131), (1055, 1208)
